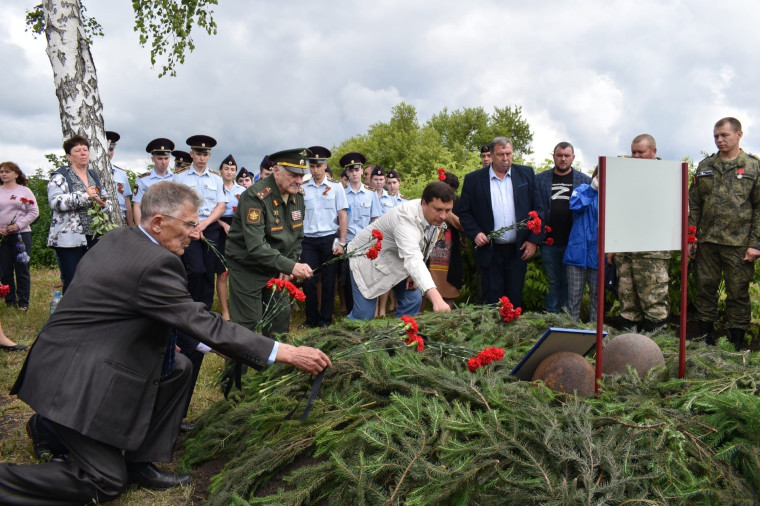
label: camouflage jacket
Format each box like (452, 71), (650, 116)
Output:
(688, 150), (760, 248)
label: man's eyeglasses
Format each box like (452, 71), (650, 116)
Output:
(161, 214), (200, 230)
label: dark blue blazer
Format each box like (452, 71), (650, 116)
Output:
(459, 164), (540, 267)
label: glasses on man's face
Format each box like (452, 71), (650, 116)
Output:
(161, 214), (200, 231)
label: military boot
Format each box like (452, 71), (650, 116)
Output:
(642, 319), (667, 333)
(699, 321), (715, 346)
(618, 317), (642, 332)
(728, 328), (746, 350)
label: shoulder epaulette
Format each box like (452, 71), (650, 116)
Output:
(363, 184), (375, 191)
(113, 164), (125, 171)
(210, 169), (221, 177)
(256, 186), (272, 199)
(747, 152), (760, 163)
(138, 171), (151, 178)
(400, 195), (409, 200)
(298, 187), (305, 195)
(326, 176), (337, 183)
(174, 166), (190, 175)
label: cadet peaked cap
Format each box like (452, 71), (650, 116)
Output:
(146, 138), (175, 155)
(480, 145), (490, 154)
(260, 155), (275, 170)
(308, 145), (332, 162)
(236, 167), (252, 180)
(386, 168), (400, 180)
(269, 148), (312, 175)
(171, 150), (192, 167)
(221, 154), (237, 166)
(106, 131), (120, 148)
(340, 152), (366, 169)
(186, 135), (217, 152)
(370, 166), (385, 178)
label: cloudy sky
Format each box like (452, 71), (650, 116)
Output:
(1, 0), (759, 176)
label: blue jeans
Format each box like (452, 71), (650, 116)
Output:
(541, 244), (568, 313)
(347, 271), (422, 320)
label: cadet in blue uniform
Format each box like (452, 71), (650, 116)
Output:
(133, 138), (175, 224)
(340, 152), (382, 313)
(385, 169), (406, 204)
(106, 131), (134, 226)
(226, 148), (313, 336)
(301, 146), (348, 327)
(217, 154), (246, 321)
(174, 135), (227, 309)
(254, 155), (276, 182)
(236, 167), (253, 188)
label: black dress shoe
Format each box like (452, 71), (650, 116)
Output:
(0, 343), (27, 351)
(26, 414), (68, 460)
(126, 462), (191, 489)
(180, 422), (195, 433)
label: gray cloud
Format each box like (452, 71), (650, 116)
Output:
(2, 0), (760, 176)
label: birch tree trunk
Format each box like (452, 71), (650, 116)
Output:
(43, 0), (124, 226)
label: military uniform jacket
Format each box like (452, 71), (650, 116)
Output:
(225, 174), (305, 276)
(689, 150), (760, 248)
(11, 227), (275, 451)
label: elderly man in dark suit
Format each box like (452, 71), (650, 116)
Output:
(459, 136), (540, 308)
(0, 182), (331, 505)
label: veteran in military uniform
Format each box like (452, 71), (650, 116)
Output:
(608, 134), (671, 332)
(689, 117), (760, 347)
(301, 146), (348, 327)
(226, 149), (313, 336)
(133, 138), (176, 224)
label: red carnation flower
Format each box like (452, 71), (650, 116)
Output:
(526, 210), (542, 235)
(437, 168), (447, 181)
(687, 225), (698, 244)
(373, 241), (382, 251)
(545, 238), (554, 246)
(372, 229), (384, 240)
(366, 248), (379, 259)
(266, 279), (276, 289)
(232, 206), (237, 212)
(498, 296), (521, 322)
(405, 335), (425, 352)
(0, 285), (9, 298)
(544, 225), (552, 233)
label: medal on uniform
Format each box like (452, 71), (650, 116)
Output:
(273, 199), (279, 207)
(291, 210), (302, 221)
(738, 168), (745, 179)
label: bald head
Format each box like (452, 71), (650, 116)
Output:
(631, 134), (657, 159)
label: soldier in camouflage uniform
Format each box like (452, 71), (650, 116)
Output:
(689, 117), (760, 347)
(225, 149), (314, 337)
(609, 134), (670, 332)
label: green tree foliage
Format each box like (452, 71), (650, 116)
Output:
(27, 169), (56, 268)
(25, 2), (104, 43)
(132, 0), (219, 77)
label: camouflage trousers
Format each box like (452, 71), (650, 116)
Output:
(615, 253), (669, 323)
(694, 242), (754, 330)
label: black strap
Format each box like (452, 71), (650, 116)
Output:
(221, 362), (243, 399)
(284, 369), (326, 421)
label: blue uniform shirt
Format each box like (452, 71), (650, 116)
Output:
(111, 165), (132, 213)
(345, 184), (382, 242)
(174, 167), (227, 218)
(303, 177), (348, 238)
(223, 183), (246, 217)
(134, 169), (174, 204)
(378, 189), (400, 215)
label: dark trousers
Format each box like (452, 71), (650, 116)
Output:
(302, 235), (339, 326)
(338, 258), (353, 314)
(480, 243), (527, 308)
(0, 232), (32, 307)
(54, 235), (98, 294)
(182, 222), (222, 309)
(0, 354), (192, 505)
